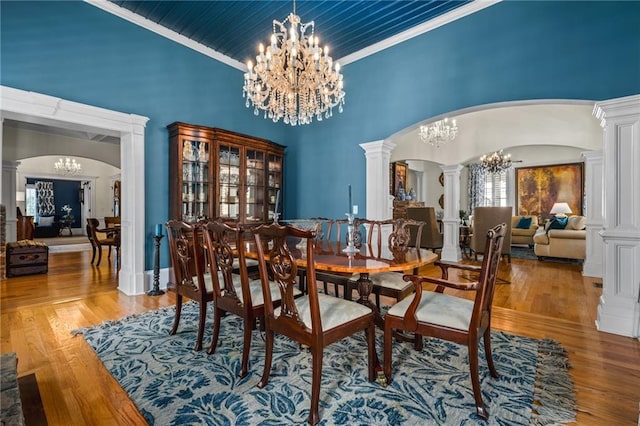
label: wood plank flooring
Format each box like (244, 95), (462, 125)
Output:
(1, 250), (639, 425)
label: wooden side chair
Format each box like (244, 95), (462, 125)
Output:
(202, 219), (301, 377)
(86, 218), (119, 266)
(346, 218), (425, 307)
(166, 220), (213, 351)
(253, 223), (376, 425)
(85, 223), (97, 264)
(383, 223), (507, 420)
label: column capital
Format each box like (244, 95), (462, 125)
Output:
(360, 140), (396, 157)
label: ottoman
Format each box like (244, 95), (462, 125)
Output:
(6, 240), (49, 277)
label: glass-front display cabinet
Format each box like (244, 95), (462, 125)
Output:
(169, 122), (284, 224)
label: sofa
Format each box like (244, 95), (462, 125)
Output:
(33, 215), (61, 238)
(511, 215), (539, 247)
(533, 215), (586, 260)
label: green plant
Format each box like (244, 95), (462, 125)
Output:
(459, 209), (469, 221)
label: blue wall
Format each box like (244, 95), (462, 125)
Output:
(2, 1), (639, 268)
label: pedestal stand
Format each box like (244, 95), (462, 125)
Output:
(147, 235), (165, 296)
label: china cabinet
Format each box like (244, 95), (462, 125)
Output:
(168, 122), (284, 224)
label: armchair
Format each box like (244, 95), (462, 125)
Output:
(33, 215), (61, 238)
(470, 207), (512, 262)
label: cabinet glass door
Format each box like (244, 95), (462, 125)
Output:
(218, 144), (241, 220)
(267, 153), (283, 220)
(245, 149), (265, 223)
(181, 139), (210, 222)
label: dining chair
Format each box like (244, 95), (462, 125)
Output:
(253, 223), (376, 425)
(85, 223), (97, 264)
(383, 223), (507, 420)
(202, 219), (301, 377)
(86, 218), (119, 267)
(166, 220), (213, 351)
(346, 218), (425, 307)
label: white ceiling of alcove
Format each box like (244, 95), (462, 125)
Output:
(390, 102), (603, 165)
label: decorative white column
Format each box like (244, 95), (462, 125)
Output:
(1, 161), (19, 242)
(440, 164), (463, 262)
(593, 94), (640, 338)
(360, 140), (396, 220)
(581, 150), (604, 278)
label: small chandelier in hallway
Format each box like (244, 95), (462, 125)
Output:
(54, 157), (82, 175)
(419, 118), (458, 148)
(480, 150), (512, 174)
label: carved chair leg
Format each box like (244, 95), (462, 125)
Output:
(194, 302), (206, 351)
(383, 320), (394, 385)
(258, 328), (274, 388)
(308, 347), (323, 425)
(366, 323), (376, 382)
(207, 306), (223, 355)
(468, 342), (488, 420)
(483, 328), (499, 378)
(239, 316), (253, 378)
(169, 295), (183, 336)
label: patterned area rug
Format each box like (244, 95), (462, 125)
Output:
(74, 303), (575, 425)
(511, 246), (582, 264)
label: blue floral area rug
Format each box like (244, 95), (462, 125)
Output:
(73, 303), (575, 425)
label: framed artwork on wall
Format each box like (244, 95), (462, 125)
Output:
(390, 161), (408, 196)
(515, 162), (584, 221)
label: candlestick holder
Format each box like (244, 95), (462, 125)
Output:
(147, 234), (165, 296)
(273, 212), (281, 224)
(342, 213), (359, 254)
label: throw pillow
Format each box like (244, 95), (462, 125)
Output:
(548, 216), (568, 230)
(516, 216), (532, 229)
(38, 216), (54, 226)
(566, 215), (587, 230)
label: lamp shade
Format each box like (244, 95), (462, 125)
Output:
(16, 191), (25, 202)
(550, 202), (572, 216)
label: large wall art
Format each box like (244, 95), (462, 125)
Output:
(515, 162), (583, 221)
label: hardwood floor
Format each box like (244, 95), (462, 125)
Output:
(1, 250), (639, 425)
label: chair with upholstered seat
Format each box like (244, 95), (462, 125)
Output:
(202, 219), (301, 377)
(166, 220), (213, 351)
(253, 223), (376, 425)
(86, 218), (119, 266)
(469, 206), (512, 262)
(383, 223), (506, 420)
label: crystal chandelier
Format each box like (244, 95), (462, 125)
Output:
(54, 157), (82, 175)
(419, 118), (458, 147)
(242, 0), (345, 126)
(480, 150), (512, 174)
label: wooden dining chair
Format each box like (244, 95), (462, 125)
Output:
(86, 218), (119, 266)
(202, 219), (301, 377)
(166, 220), (213, 351)
(383, 223), (507, 420)
(346, 218), (425, 307)
(253, 223), (376, 425)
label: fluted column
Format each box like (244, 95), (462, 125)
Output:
(593, 94), (640, 338)
(440, 164), (463, 262)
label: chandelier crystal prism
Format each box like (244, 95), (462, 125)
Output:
(54, 157), (82, 175)
(419, 118), (458, 147)
(480, 150), (512, 174)
(242, 0), (345, 126)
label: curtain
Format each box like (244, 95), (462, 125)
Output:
(467, 164), (486, 215)
(35, 181), (55, 216)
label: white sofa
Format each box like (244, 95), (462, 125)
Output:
(533, 215), (586, 260)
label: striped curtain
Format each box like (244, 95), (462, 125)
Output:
(35, 181), (55, 216)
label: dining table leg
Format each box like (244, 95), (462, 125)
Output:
(354, 272), (387, 385)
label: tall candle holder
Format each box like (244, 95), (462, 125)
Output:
(342, 213), (359, 254)
(273, 212), (281, 224)
(147, 234), (166, 296)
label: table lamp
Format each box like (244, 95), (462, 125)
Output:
(550, 202), (572, 217)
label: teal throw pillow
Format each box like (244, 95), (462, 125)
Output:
(548, 216), (568, 230)
(516, 216), (532, 229)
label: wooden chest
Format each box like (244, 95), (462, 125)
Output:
(6, 240), (49, 277)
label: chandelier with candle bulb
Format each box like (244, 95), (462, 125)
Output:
(419, 118), (458, 147)
(242, 0), (345, 126)
(54, 157), (82, 175)
(480, 149), (512, 174)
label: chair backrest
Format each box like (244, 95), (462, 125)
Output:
(166, 220), (209, 297)
(471, 223), (507, 331)
(470, 207), (512, 256)
(86, 218), (101, 241)
(253, 223), (320, 332)
(308, 217), (334, 241)
(406, 207), (443, 249)
(331, 218), (366, 247)
(359, 218), (424, 258)
(201, 219), (247, 305)
(104, 216), (121, 228)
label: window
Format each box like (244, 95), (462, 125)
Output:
(483, 172), (508, 207)
(25, 185), (37, 219)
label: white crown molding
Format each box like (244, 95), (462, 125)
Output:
(84, 0), (246, 71)
(339, 0), (502, 66)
